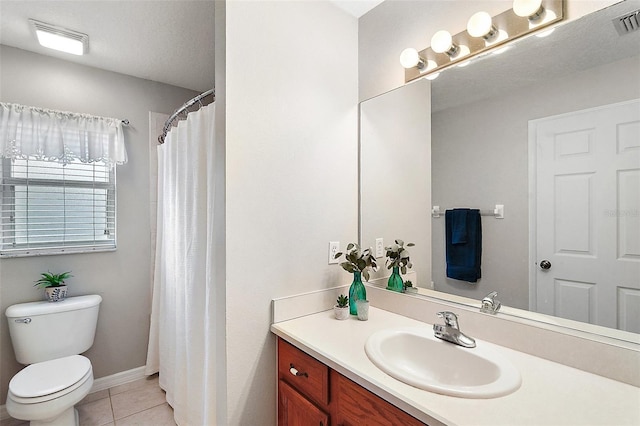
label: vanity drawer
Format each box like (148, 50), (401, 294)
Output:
(278, 338), (329, 406)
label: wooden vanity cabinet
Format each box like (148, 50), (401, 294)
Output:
(277, 338), (426, 426)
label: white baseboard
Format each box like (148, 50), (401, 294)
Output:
(0, 366), (147, 421)
(90, 366), (147, 393)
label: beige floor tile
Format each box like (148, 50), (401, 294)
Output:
(77, 397), (114, 426)
(0, 417), (28, 426)
(80, 389), (110, 405)
(110, 381), (166, 420)
(116, 403), (176, 426)
(115, 403), (175, 426)
(109, 375), (159, 397)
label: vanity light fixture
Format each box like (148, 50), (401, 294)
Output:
(431, 30), (459, 57)
(467, 12), (498, 40)
(399, 48), (425, 70)
(401, 0), (564, 84)
(29, 19), (89, 56)
(513, 0), (545, 21)
(467, 11), (509, 45)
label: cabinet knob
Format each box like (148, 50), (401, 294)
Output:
(289, 363), (308, 378)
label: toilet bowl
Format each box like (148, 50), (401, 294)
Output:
(5, 295), (102, 426)
(6, 355), (94, 426)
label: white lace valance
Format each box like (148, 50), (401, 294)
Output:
(0, 102), (127, 166)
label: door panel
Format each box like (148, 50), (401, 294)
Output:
(532, 99), (640, 331)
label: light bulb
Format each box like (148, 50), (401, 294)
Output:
(513, 0), (543, 19)
(399, 48), (423, 69)
(467, 11), (495, 39)
(431, 30), (455, 54)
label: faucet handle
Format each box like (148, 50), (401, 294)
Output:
(436, 311), (459, 329)
(481, 291), (501, 314)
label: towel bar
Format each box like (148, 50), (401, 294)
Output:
(432, 205), (504, 219)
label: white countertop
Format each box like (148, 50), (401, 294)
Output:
(271, 307), (640, 426)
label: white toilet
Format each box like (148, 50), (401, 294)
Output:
(5, 295), (102, 426)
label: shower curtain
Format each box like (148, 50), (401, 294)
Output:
(145, 103), (218, 426)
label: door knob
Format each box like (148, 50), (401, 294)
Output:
(539, 260), (551, 270)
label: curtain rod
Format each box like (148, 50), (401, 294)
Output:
(158, 89), (215, 144)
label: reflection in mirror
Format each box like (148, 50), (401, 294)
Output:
(360, 0), (640, 342)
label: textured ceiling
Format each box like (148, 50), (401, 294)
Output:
(432, 0), (640, 112)
(0, 0), (215, 93)
(0, 0), (379, 94)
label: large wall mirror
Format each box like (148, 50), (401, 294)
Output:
(360, 0), (640, 343)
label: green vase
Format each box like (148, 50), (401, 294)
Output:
(386, 266), (403, 292)
(349, 271), (366, 315)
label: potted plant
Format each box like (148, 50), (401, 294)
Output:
(34, 271), (72, 302)
(385, 240), (414, 292)
(334, 243), (377, 315)
(404, 280), (418, 293)
(334, 294), (350, 320)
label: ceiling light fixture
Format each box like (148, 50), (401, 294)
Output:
(29, 19), (89, 56)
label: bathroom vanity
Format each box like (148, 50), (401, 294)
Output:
(271, 305), (640, 425)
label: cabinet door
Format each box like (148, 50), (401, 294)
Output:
(279, 379), (330, 426)
(333, 371), (426, 426)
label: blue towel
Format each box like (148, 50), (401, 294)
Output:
(445, 209), (482, 282)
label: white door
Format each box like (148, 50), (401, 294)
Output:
(531, 99), (640, 332)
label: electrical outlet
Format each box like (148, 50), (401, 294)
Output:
(375, 238), (384, 258)
(329, 241), (340, 264)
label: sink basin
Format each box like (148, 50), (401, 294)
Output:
(365, 326), (521, 398)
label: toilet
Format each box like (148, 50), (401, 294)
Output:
(5, 295), (102, 426)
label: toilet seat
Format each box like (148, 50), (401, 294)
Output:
(9, 355), (92, 404)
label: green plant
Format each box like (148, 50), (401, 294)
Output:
(334, 243), (378, 281)
(385, 239), (415, 274)
(34, 271), (72, 289)
(404, 280), (413, 288)
(336, 294), (349, 308)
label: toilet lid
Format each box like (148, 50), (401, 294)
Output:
(9, 355), (91, 398)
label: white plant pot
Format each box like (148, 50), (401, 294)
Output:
(334, 305), (350, 320)
(45, 285), (68, 302)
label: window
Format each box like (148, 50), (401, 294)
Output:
(1, 157), (116, 257)
(0, 102), (127, 257)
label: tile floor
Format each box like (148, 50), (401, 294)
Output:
(1, 375), (176, 426)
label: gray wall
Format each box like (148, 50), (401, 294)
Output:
(0, 45), (199, 403)
(431, 55), (640, 309)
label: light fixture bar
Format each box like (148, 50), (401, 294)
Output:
(403, 0), (563, 83)
(29, 19), (89, 56)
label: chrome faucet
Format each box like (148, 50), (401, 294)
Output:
(480, 291), (501, 314)
(433, 311), (476, 348)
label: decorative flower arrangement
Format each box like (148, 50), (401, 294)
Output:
(385, 239), (414, 274)
(334, 243), (378, 281)
(334, 243), (377, 315)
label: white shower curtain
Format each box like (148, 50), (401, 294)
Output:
(146, 103), (218, 426)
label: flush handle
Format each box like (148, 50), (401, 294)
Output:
(14, 318), (32, 324)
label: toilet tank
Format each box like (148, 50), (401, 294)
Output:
(6, 295), (102, 364)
